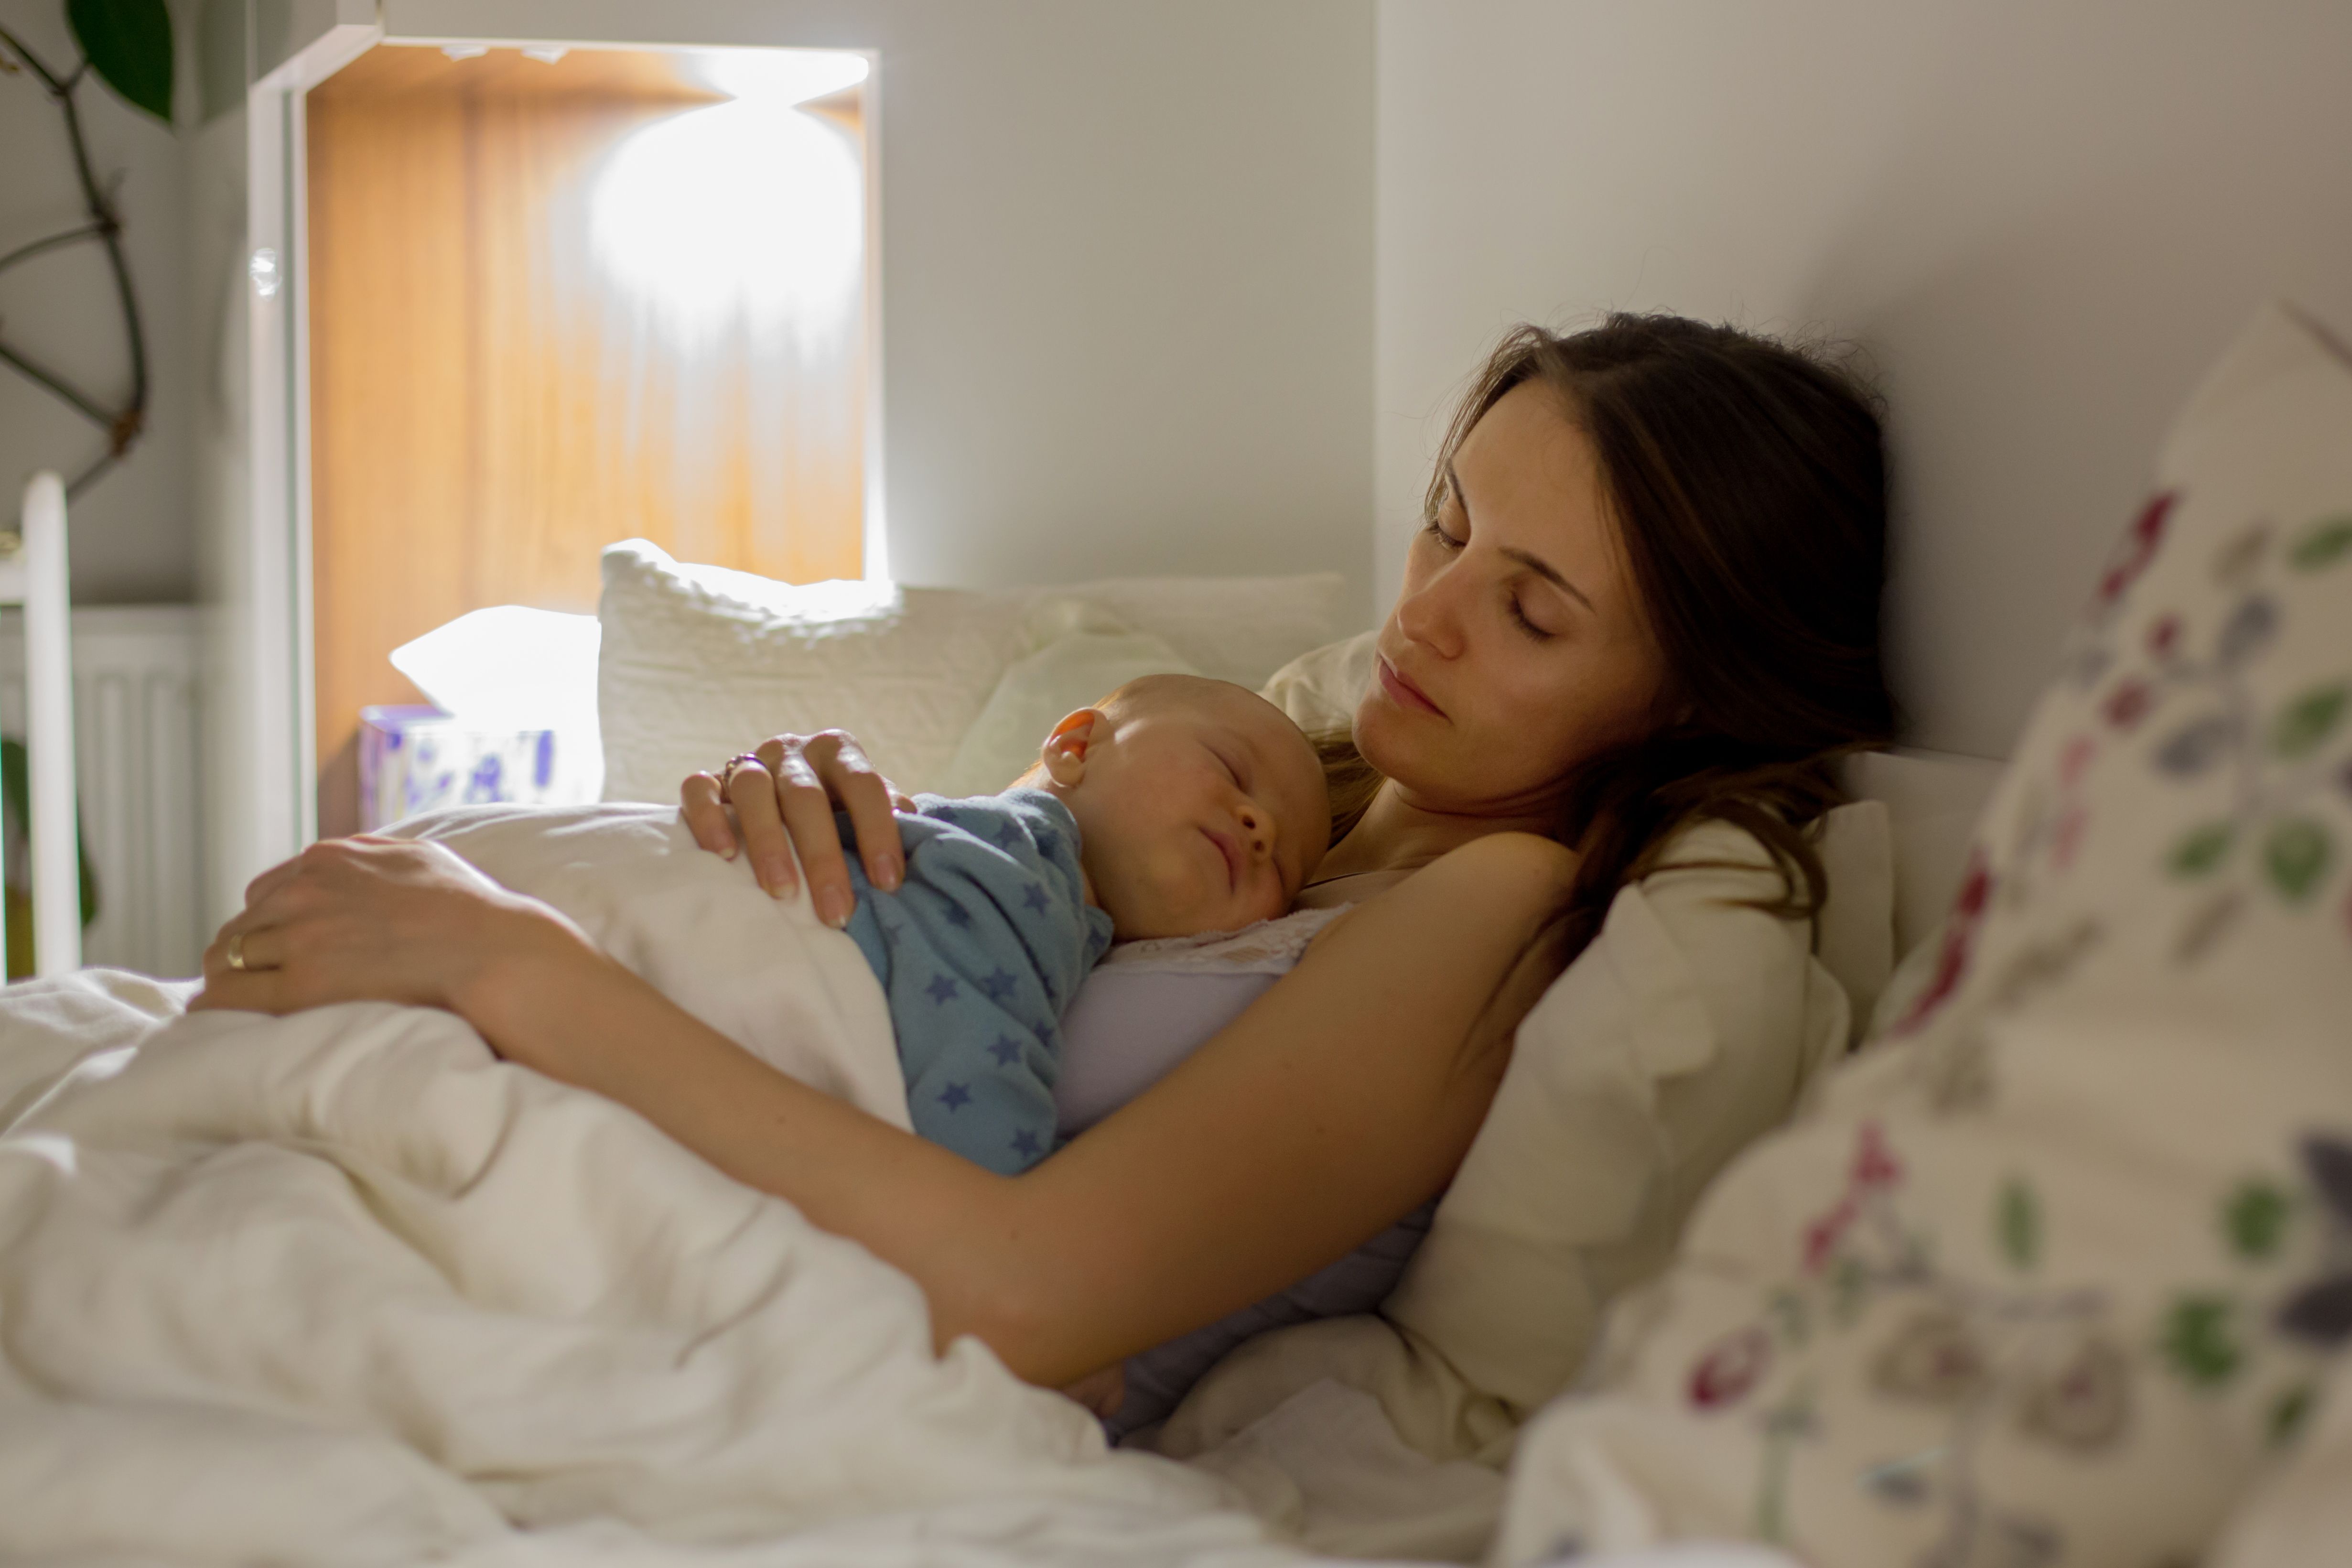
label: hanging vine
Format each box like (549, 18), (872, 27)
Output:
(0, 0), (175, 500)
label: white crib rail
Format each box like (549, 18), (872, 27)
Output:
(0, 473), (83, 977)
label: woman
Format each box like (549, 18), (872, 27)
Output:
(197, 314), (1893, 1397)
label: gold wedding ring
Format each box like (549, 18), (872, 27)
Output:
(225, 932), (248, 972)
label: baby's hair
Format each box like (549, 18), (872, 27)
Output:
(1090, 671), (1233, 717)
(1309, 731), (1381, 848)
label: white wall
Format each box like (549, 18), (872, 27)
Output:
(0, 0), (198, 604)
(1375, 0), (2352, 759)
(380, 0), (1378, 615)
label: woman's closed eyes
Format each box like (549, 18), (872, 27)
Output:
(1420, 515), (1562, 644)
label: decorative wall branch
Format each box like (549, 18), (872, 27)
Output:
(0, 0), (173, 502)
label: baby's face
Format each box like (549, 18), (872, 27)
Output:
(1057, 681), (1330, 941)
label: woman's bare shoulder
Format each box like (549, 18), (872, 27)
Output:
(1304, 830), (1573, 954)
(1410, 829), (1579, 906)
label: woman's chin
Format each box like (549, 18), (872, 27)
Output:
(1357, 704), (1534, 813)
(1354, 703), (1446, 791)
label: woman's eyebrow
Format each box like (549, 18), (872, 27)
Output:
(1447, 460), (1597, 614)
(1500, 547), (1596, 615)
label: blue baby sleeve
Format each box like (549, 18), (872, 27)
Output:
(839, 789), (1113, 1174)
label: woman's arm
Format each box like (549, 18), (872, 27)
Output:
(198, 831), (1575, 1389)
(456, 830), (1576, 1386)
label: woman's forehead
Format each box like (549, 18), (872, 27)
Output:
(1457, 383), (1626, 584)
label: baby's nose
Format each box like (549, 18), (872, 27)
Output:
(1238, 802), (1271, 857)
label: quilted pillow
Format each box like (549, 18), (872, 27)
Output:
(596, 541), (1347, 802)
(1496, 303), (2352, 1567)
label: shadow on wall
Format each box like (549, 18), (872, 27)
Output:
(1786, 2), (2352, 759)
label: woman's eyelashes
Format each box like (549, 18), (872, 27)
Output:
(1421, 516), (1466, 551)
(1508, 595), (1557, 642)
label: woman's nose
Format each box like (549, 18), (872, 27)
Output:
(1394, 562), (1468, 659)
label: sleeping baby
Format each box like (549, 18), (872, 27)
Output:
(385, 673), (1338, 1423)
(819, 673), (1331, 1173)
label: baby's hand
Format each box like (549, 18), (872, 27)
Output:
(1059, 1363), (1125, 1420)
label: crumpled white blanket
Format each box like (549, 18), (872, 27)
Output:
(0, 968), (1262, 1565)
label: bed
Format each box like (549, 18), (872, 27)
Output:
(0, 304), (2343, 1567)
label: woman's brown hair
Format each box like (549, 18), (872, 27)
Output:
(1421, 314), (1896, 954)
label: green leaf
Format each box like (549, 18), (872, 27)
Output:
(2167, 821), (2237, 879)
(2272, 683), (2350, 760)
(2160, 1294), (2243, 1387)
(1767, 1287), (1810, 1349)
(2223, 1179), (2294, 1261)
(0, 738), (100, 983)
(2263, 818), (2334, 904)
(2289, 515), (2352, 573)
(68, 0), (175, 123)
(1996, 1178), (2040, 1270)
(1830, 1255), (1868, 1327)
(2269, 1380), (2320, 1448)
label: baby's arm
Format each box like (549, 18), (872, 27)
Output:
(873, 797), (1107, 1173)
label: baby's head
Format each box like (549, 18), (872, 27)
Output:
(1027, 674), (1330, 941)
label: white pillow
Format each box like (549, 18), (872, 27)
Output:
(596, 541), (1041, 802)
(932, 603), (1200, 798)
(1259, 629), (1379, 735)
(1495, 302), (2352, 1567)
(1043, 573), (1348, 693)
(596, 541), (1349, 803)
(383, 801), (909, 1130)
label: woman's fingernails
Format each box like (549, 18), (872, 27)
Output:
(876, 856), (903, 891)
(817, 889), (852, 928)
(760, 859), (792, 896)
(719, 843), (738, 861)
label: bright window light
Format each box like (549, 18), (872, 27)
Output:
(586, 50), (866, 350)
(693, 48), (868, 105)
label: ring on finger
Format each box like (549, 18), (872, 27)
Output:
(716, 752), (765, 797)
(226, 932), (249, 972)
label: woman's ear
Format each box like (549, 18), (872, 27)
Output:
(1040, 710), (1101, 788)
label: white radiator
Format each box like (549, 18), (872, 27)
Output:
(0, 605), (205, 979)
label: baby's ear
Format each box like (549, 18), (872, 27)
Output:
(1040, 709), (1101, 788)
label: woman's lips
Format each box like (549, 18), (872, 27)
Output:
(1204, 827), (1241, 890)
(1377, 656), (1446, 718)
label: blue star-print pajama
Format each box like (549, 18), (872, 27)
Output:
(836, 789), (1113, 1174)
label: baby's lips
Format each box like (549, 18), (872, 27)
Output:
(1202, 827), (1241, 891)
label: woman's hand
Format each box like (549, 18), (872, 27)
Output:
(192, 836), (597, 1019)
(680, 731), (914, 926)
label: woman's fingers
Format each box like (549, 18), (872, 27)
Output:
(723, 757), (799, 899)
(241, 854), (305, 910)
(680, 771), (735, 858)
(190, 967), (295, 1013)
(803, 731), (906, 894)
(190, 836), (535, 1019)
(772, 749), (854, 924)
(194, 919), (298, 1012)
(684, 729), (909, 921)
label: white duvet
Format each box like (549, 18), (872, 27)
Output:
(0, 964), (1315, 1565)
